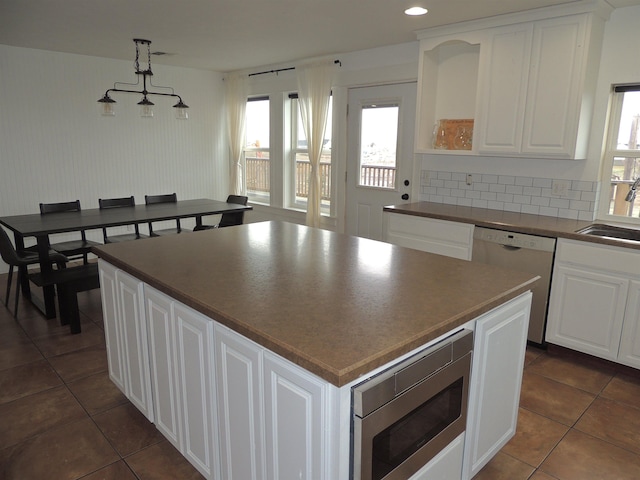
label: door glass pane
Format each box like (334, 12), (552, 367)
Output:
(359, 104), (399, 189)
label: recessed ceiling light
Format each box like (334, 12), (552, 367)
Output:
(405, 6), (428, 16)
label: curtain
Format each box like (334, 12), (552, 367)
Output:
(296, 61), (334, 228)
(225, 74), (249, 196)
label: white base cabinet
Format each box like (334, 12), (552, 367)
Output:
(384, 213), (474, 260)
(99, 260), (154, 421)
(410, 433), (464, 480)
(546, 239), (640, 368)
(463, 293), (531, 480)
(214, 323), (265, 480)
(99, 261), (532, 480)
(144, 286), (217, 479)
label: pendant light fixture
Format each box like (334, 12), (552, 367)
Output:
(98, 39), (189, 119)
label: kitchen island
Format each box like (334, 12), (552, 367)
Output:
(93, 221), (538, 479)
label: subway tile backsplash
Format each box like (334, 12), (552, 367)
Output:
(419, 170), (598, 221)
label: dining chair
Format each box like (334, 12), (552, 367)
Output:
(99, 196), (149, 243)
(0, 227), (67, 317)
(145, 193), (182, 236)
(33, 200), (101, 264)
(193, 195), (248, 231)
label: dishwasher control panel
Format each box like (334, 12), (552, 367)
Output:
(473, 227), (556, 252)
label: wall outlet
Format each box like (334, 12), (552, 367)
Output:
(551, 179), (570, 197)
(421, 171), (430, 186)
(466, 174), (473, 186)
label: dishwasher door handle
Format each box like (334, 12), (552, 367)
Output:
(501, 244), (522, 251)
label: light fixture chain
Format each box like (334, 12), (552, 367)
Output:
(134, 40), (140, 73)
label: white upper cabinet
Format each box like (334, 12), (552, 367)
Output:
(415, 3), (610, 159)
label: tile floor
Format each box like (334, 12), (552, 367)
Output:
(1, 275), (640, 479)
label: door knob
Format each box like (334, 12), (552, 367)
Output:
(401, 193), (409, 200)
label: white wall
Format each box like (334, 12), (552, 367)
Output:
(0, 45), (227, 238)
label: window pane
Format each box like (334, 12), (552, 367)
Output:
(293, 97), (332, 209)
(246, 151), (270, 196)
(246, 99), (269, 148)
(297, 99), (332, 149)
(609, 156), (640, 216)
(359, 105), (398, 189)
(245, 98), (270, 202)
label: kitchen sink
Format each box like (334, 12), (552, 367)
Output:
(577, 224), (640, 243)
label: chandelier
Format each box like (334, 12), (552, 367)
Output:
(98, 39), (189, 119)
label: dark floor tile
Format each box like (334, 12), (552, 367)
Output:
(16, 305), (95, 341)
(540, 429), (640, 480)
(575, 397), (640, 455)
(519, 371), (596, 426)
(0, 359), (62, 404)
(501, 408), (568, 468)
(472, 451), (534, 480)
(67, 371), (128, 415)
(526, 351), (614, 394)
(30, 321), (105, 358)
(48, 343), (108, 383)
(0, 315), (29, 347)
(0, 385), (86, 450)
(0, 337), (43, 371)
(524, 345), (545, 367)
(77, 290), (105, 320)
(78, 460), (138, 480)
(93, 402), (164, 457)
(601, 373), (640, 409)
(529, 471), (560, 480)
(0, 417), (118, 480)
(125, 440), (205, 480)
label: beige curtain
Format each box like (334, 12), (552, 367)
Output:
(225, 74), (249, 195)
(296, 61), (334, 228)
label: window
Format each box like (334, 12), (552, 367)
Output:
(290, 95), (333, 210)
(600, 85), (640, 222)
(358, 103), (399, 189)
(244, 97), (270, 203)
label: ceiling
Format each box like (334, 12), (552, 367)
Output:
(0, 0), (638, 73)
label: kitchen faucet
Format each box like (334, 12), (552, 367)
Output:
(625, 177), (640, 202)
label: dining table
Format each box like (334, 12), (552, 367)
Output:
(0, 198), (252, 318)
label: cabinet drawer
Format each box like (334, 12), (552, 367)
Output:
(556, 239), (639, 276)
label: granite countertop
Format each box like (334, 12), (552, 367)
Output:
(384, 202), (640, 250)
(93, 221), (537, 387)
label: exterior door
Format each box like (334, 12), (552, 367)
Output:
(346, 82), (416, 240)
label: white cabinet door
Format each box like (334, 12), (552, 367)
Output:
(146, 287), (181, 450)
(264, 352), (328, 480)
(116, 269), (154, 421)
(546, 264), (628, 361)
(619, 281), (640, 369)
(476, 23), (532, 155)
(215, 323), (265, 480)
(463, 293), (530, 480)
(174, 303), (217, 479)
(99, 260), (127, 394)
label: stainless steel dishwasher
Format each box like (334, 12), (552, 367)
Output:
(472, 227), (556, 345)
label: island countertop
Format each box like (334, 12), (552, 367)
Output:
(92, 221), (538, 386)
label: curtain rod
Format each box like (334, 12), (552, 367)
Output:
(248, 59), (341, 77)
